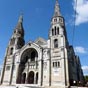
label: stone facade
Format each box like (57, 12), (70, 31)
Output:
(0, 0), (84, 88)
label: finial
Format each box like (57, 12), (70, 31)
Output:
(56, 0), (59, 5)
(18, 13), (23, 23)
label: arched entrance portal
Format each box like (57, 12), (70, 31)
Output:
(27, 71), (34, 84)
(16, 48), (39, 84)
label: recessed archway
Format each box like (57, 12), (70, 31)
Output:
(21, 73), (26, 84)
(20, 48), (38, 64)
(16, 48), (38, 84)
(27, 71), (34, 84)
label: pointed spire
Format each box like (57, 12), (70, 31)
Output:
(54, 0), (61, 17)
(18, 14), (23, 23)
(16, 14), (24, 29)
(14, 14), (24, 37)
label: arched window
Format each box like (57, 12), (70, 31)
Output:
(6, 66), (10, 70)
(10, 47), (13, 55)
(10, 38), (15, 45)
(55, 26), (57, 35)
(54, 18), (57, 22)
(58, 62), (60, 67)
(54, 39), (58, 48)
(55, 62), (57, 67)
(59, 18), (63, 23)
(53, 62), (54, 67)
(57, 27), (59, 34)
(52, 28), (54, 36)
(53, 62), (60, 68)
(14, 30), (16, 33)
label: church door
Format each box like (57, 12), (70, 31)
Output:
(27, 71), (34, 84)
(21, 73), (26, 84)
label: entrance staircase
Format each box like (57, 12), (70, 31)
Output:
(16, 84), (44, 88)
(0, 85), (87, 88)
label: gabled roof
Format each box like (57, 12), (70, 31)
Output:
(35, 37), (47, 45)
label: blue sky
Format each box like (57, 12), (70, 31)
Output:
(0, 0), (88, 75)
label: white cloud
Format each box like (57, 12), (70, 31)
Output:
(0, 65), (2, 69)
(82, 66), (88, 71)
(74, 46), (87, 54)
(82, 66), (88, 75)
(73, 0), (88, 25)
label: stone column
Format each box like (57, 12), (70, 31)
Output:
(34, 73), (36, 84)
(0, 47), (9, 84)
(38, 49), (43, 86)
(35, 57), (37, 69)
(9, 60), (14, 85)
(64, 48), (70, 87)
(0, 56), (7, 84)
(60, 36), (66, 86)
(63, 35), (70, 87)
(15, 56), (22, 84)
(25, 73), (27, 84)
(26, 61), (29, 84)
(49, 50), (51, 86)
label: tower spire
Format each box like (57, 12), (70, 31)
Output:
(14, 14), (24, 37)
(54, 0), (61, 17)
(18, 14), (23, 23)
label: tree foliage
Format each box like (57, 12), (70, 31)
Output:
(85, 75), (88, 82)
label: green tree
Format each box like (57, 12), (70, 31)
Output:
(85, 75), (88, 82)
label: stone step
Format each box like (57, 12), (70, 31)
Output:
(16, 84), (44, 88)
(1, 85), (87, 88)
(0, 86), (16, 88)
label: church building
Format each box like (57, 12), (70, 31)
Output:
(0, 0), (84, 88)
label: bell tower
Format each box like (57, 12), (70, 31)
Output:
(49, 0), (68, 51)
(49, 0), (67, 38)
(1, 15), (25, 85)
(6, 15), (25, 56)
(49, 0), (69, 87)
(10, 15), (25, 52)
